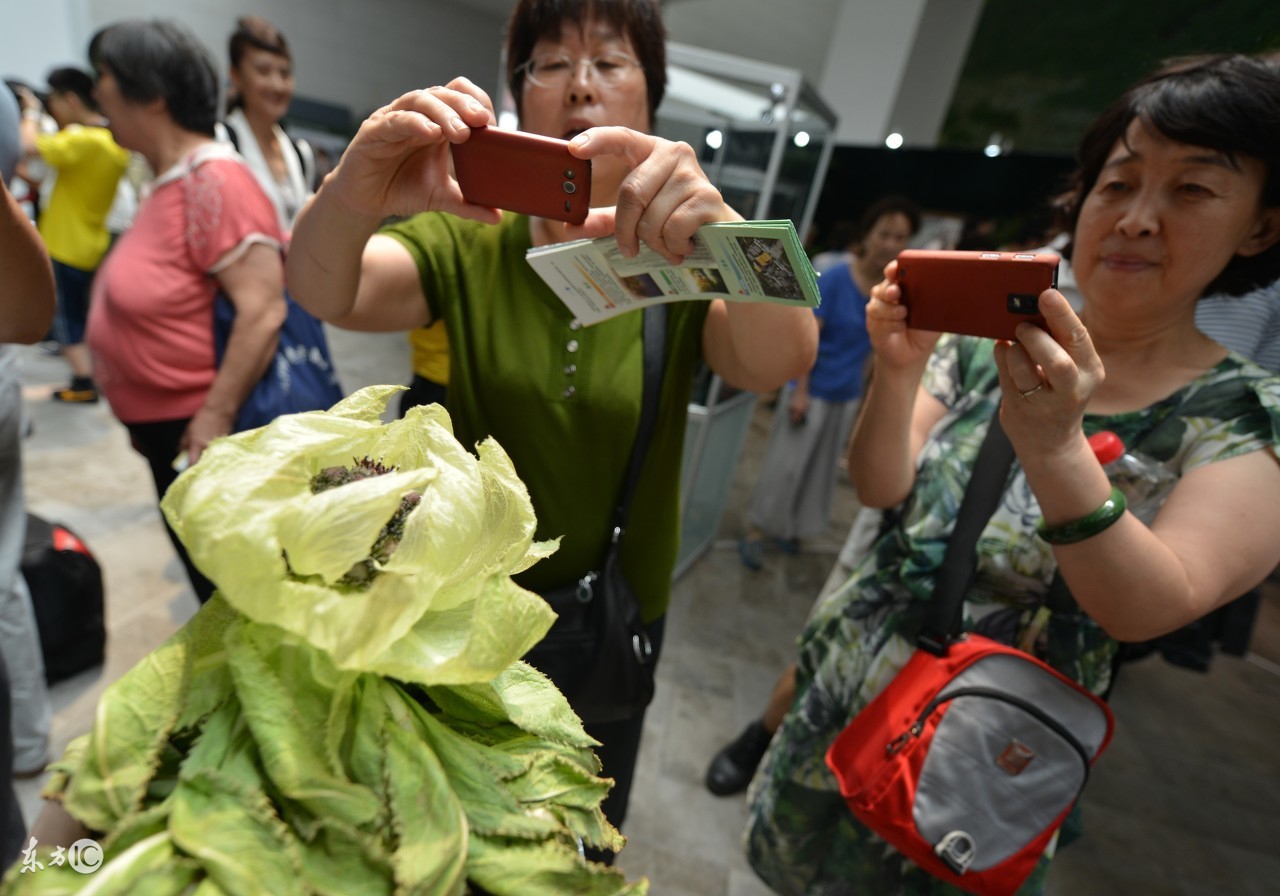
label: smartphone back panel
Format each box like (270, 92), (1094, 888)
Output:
(451, 127), (592, 225)
(898, 249), (1058, 341)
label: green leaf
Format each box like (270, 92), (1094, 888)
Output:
(466, 836), (649, 896)
(222, 620), (380, 828)
(71, 831), (176, 896)
(369, 578), (554, 687)
(506, 752), (614, 811)
(101, 801), (170, 855)
(293, 819), (395, 896)
(383, 684), (559, 842)
(114, 857), (203, 896)
(383, 713), (468, 895)
(168, 769), (305, 896)
(160, 387), (552, 679)
(60, 597), (238, 833)
(340, 677), (391, 795)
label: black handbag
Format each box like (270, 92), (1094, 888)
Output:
(524, 305), (667, 725)
(21, 514), (106, 684)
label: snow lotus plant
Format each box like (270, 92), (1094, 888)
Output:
(8, 387), (647, 896)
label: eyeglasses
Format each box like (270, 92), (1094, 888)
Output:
(518, 52), (641, 89)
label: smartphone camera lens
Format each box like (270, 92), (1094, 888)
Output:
(1007, 293), (1040, 315)
(564, 169), (576, 179)
(563, 182), (577, 194)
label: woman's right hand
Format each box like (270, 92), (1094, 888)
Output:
(322, 78), (502, 226)
(865, 260), (941, 371)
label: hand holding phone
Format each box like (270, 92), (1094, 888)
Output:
(896, 249), (1059, 341)
(450, 127), (592, 224)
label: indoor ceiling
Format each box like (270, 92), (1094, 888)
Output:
(445, 0), (837, 86)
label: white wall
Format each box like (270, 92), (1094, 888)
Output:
(666, 0), (983, 148)
(816, 0), (928, 145)
(2, 0), (89, 87)
(3, 0), (982, 147)
(884, 0), (984, 146)
(3, 0), (508, 125)
(662, 0), (844, 87)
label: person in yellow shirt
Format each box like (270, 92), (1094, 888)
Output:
(400, 321), (449, 416)
(18, 68), (129, 403)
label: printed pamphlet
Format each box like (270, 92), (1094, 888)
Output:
(525, 219), (820, 325)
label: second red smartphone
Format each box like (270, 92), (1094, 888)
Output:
(897, 249), (1059, 341)
(450, 126), (592, 224)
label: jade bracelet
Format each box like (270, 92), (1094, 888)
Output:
(1037, 486), (1127, 545)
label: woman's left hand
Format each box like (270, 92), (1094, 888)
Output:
(994, 288), (1104, 453)
(179, 407), (236, 466)
(565, 127), (738, 264)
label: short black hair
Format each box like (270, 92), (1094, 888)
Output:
(858, 195), (921, 244)
(4, 80), (46, 110)
(1056, 53), (1280, 298)
(46, 67), (97, 111)
(226, 15), (292, 115)
(505, 0), (666, 128)
(88, 19), (219, 137)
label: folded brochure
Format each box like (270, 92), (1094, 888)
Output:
(526, 219), (820, 325)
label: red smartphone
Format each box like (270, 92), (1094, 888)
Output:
(896, 249), (1059, 341)
(450, 126), (592, 225)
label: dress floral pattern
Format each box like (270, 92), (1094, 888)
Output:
(745, 334), (1280, 895)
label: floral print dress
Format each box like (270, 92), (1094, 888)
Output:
(745, 334), (1280, 895)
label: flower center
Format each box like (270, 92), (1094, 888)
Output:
(306, 458), (422, 588)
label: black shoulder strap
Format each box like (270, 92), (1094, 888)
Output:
(919, 410), (1016, 652)
(221, 121), (240, 152)
(610, 304), (668, 544)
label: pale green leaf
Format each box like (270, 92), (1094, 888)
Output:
(160, 387), (548, 678)
(168, 769), (305, 896)
(222, 620), (380, 827)
(276, 466), (436, 585)
(383, 714), (468, 895)
(383, 685), (559, 841)
(293, 819), (395, 896)
(369, 579), (555, 686)
(74, 831), (175, 896)
(466, 836), (649, 896)
(114, 858), (203, 896)
(60, 597), (238, 833)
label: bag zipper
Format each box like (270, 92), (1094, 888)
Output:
(885, 685), (1093, 779)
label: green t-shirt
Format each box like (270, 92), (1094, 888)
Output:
(383, 212), (710, 619)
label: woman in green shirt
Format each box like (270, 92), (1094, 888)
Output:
(287, 0), (817, 836)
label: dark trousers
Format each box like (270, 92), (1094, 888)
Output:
(0, 652), (25, 865)
(125, 419), (216, 604)
(397, 374), (447, 418)
(566, 615), (666, 865)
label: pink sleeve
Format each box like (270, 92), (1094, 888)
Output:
(184, 159), (283, 273)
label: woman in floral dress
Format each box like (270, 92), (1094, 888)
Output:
(746, 53), (1280, 895)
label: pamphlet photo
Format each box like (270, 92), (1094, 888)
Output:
(525, 219), (820, 325)
(737, 237), (806, 301)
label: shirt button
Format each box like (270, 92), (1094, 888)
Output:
(563, 386), (576, 398)
(569, 319), (582, 331)
(564, 364), (577, 375)
(566, 339), (579, 353)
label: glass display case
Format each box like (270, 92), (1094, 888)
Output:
(658, 41), (838, 240)
(656, 43), (838, 578)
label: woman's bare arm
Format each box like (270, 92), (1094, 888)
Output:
(0, 185), (55, 344)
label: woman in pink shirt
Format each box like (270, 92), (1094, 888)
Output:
(86, 20), (287, 603)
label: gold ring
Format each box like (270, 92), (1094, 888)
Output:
(1018, 383), (1044, 400)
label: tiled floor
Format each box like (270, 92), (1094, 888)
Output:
(12, 328), (1280, 894)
